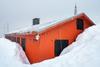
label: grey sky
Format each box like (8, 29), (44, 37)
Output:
(0, 0), (100, 36)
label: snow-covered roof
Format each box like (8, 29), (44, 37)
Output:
(7, 13), (89, 34)
(8, 17), (68, 34)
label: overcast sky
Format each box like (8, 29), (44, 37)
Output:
(0, 0), (100, 36)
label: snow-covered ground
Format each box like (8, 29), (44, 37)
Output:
(0, 38), (30, 67)
(0, 24), (100, 67)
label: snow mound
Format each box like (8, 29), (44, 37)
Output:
(0, 38), (30, 67)
(0, 24), (100, 67)
(60, 24), (100, 55)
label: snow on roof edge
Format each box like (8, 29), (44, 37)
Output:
(6, 13), (85, 35)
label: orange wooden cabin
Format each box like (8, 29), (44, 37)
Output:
(5, 13), (95, 64)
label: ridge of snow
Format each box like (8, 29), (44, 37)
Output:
(0, 38), (30, 67)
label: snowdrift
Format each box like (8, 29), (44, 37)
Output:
(0, 24), (100, 67)
(0, 38), (30, 67)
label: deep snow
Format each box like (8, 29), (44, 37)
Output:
(0, 38), (30, 67)
(0, 24), (100, 67)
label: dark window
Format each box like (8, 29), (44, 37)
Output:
(55, 40), (69, 56)
(13, 37), (16, 42)
(17, 37), (20, 44)
(21, 38), (26, 51)
(12, 37), (14, 41)
(76, 18), (84, 30)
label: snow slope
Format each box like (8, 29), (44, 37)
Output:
(0, 38), (30, 67)
(0, 24), (100, 67)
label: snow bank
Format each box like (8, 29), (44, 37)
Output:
(60, 25), (100, 55)
(0, 24), (100, 67)
(0, 38), (30, 67)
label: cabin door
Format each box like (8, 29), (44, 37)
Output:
(21, 38), (26, 51)
(55, 40), (68, 56)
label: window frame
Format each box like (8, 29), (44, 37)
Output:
(76, 18), (84, 30)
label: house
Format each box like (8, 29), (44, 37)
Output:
(5, 13), (95, 63)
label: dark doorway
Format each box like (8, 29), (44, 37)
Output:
(21, 38), (26, 51)
(55, 40), (69, 56)
(13, 37), (16, 42)
(17, 37), (20, 44)
(76, 18), (84, 30)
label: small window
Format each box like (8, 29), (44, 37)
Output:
(13, 37), (16, 42)
(76, 18), (84, 30)
(21, 38), (26, 51)
(17, 37), (20, 44)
